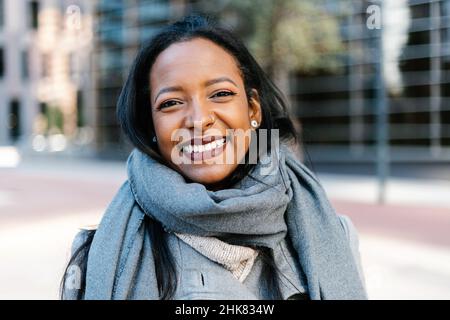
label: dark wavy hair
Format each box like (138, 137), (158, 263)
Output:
(61, 13), (302, 300)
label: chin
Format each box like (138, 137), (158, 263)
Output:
(180, 164), (235, 187)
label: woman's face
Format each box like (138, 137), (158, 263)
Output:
(149, 37), (262, 188)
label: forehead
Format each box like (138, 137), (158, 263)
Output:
(150, 37), (242, 87)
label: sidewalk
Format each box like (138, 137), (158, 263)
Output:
(357, 233), (450, 299)
(0, 156), (123, 299)
(0, 209), (103, 299)
(317, 172), (450, 209)
(317, 173), (450, 299)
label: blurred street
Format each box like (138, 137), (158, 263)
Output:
(0, 155), (126, 299)
(318, 175), (450, 299)
(1, 155), (449, 299)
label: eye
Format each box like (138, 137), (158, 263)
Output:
(211, 91), (236, 99)
(158, 100), (181, 110)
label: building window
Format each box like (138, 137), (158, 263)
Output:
(76, 90), (84, 127)
(444, 0), (450, 59)
(0, 0), (4, 28)
(41, 52), (50, 78)
(39, 102), (47, 115)
(9, 99), (21, 141)
(0, 47), (4, 78)
(21, 50), (29, 79)
(29, 1), (39, 29)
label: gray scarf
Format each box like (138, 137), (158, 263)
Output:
(84, 144), (367, 300)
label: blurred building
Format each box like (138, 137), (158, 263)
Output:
(293, 0), (450, 164)
(0, 0), (40, 147)
(1, 0), (449, 167)
(93, 0), (450, 166)
(0, 0), (94, 153)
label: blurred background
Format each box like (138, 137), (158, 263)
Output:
(0, 0), (449, 299)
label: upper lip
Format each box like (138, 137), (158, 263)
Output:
(178, 136), (226, 150)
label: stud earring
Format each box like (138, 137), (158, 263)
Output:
(152, 136), (157, 143)
(251, 120), (258, 128)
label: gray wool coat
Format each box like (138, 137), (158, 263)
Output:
(66, 214), (366, 300)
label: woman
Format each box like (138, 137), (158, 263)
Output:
(61, 14), (367, 300)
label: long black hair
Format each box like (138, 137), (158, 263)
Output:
(61, 13), (301, 300)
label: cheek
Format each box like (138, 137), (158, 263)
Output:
(153, 112), (177, 137)
(153, 115), (179, 155)
(219, 103), (252, 129)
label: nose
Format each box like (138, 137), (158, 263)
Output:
(184, 98), (215, 131)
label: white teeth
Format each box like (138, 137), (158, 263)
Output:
(183, 138), (226, 154)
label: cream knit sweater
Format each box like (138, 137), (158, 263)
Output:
(175, 233), (259, 282)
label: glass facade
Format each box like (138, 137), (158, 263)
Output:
(293, 0), (450, 162)
(94, 0), (450, 162)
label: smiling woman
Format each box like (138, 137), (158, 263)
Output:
(149, 37), (262, 188)
(60, 14), (367, 301)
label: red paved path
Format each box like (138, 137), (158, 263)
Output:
(2, 168), (449, 250)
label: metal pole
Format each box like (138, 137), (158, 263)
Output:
(349, 1), (365, 158)
(430, 0), (442, 158)
(374, 0), (389, 204)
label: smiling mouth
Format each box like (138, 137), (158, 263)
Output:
(180, 136), (230, 162)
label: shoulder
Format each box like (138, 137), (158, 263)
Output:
(337, 214), (361, 260)
(337, 214), (367, 289)
(70, 225), (98, 255)
(337, 215), (359, 246)
(63, 225), (98, 300)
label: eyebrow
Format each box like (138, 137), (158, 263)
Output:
(153, 76), (238, 103)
